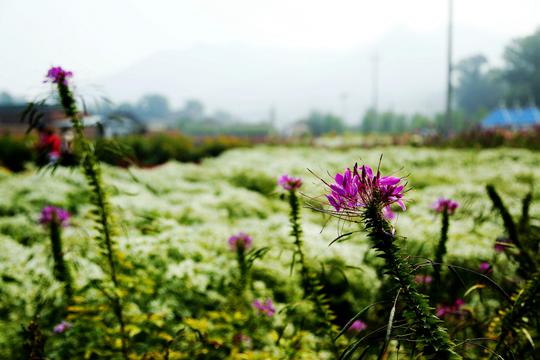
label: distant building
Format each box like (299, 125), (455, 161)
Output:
(0, 105), (146, 138)
(481, 107), (540, 129)
(0, 104), (65, 135)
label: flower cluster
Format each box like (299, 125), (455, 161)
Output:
(45, 66), (73, 85)
(39, 205), (70, 227)
(348, 319), (367, 333)
(436, 298), (465, 318)
(326, 164), (405, 215)
(228, 232), (253, 251)
(278, 174), (303, 191)
(252, 299), (276, 317)
(53, 320), (73, 334)
(431, 198), (459, 215)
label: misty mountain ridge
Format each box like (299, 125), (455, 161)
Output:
(98, 25), (508, 125)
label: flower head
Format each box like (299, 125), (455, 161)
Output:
(348, 320), (367, 333)
(53, 320), (72, 334)
(326, 164), (406, 214)
(431, 198), (459, 215)
(228, 232), (253, 251)
(39, 206), (70, 227)
(479, 261), (492, 274)
(252, 299), (275, 317)
(436, 298), (465, 318)
(278, 174), (302, 191)
(45, 66), (73, 85)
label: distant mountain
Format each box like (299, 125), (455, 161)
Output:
(98, 26), (507, 124)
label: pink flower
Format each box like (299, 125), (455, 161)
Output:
(53, 320), (72, 334)
(228, 232), (253, 251)
(45, 66), (73, 85)
(479, 262), (492, 274)
(414, 274), (433, 284)
(278, 174), (302, 191)
(326, 164), (406, 213)
(39, 206), (70, 227)
(252, 299), (275, 317)
(431, 198), (459, 215)
(348, 320), (367, 333)
(436, 298), (465, 318)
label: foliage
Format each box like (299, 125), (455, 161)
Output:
(0, 135), (35, 172)
(1, 146), (540, 358)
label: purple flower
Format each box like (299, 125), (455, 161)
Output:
(431, 198), (459, 215)
(436, 298), (465, 318)
(39, 206), (70, 227)
(45, 66), (73, 85)
(278, 174), (303, 191)
(326, 164), (406, 214)
(348, 320), (367, 333)
(479, 261), (492, 274)
(494, 237), (512, 253)
(414, 274), (433, 284)
(228, 232), (253, 251)
(252, 299), (275, 317)
(53, 320), (72, 334)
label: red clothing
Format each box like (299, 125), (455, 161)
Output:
(39, 133), (62, 156)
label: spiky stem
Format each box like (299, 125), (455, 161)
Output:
(493, 270), (540, 357)
(431, 207), (449, 300)
(363, 202), (461, 359)
(55, 80), (128, 359)
(22, 320), (46, 360)
(486, 184), (535, 272)
(288, 190), (338, 352)
(49, 219), (73, 301)
(236, 246), (248, 294)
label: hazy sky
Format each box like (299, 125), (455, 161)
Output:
(1, 0), (539, 122)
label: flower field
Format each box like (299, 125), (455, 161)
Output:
(1, 145), (540, 359)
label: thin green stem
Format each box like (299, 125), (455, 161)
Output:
(363, 202), (461, 359)
(49, 220), (73, 301)
(55, 80), (128, 360)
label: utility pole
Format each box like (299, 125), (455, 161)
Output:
(445, 0), (454, 135)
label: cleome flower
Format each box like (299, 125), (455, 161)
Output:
(53, 320), (73, 334)
(436, 298), (465, 318)
(479, 261), (493, 274)
(252, 299), (276, 317)
(348, 319), (367, 333)
(39, 205), (70, 227)
(278, 174), (303, 191)
(431, 198), (459, 215)
(326, 163), (406, 216)
(45, 66), (73, 85)
(228, 232), (253, 251)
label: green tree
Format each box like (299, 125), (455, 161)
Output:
(136, 94), (170, 120)
(361, 108), (378, 133)
(455, 55), (502, 114)
(303, 111), (345, 136)
(501, 28), (540, 104)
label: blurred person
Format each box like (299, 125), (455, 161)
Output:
(36, 123), (61, 165)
